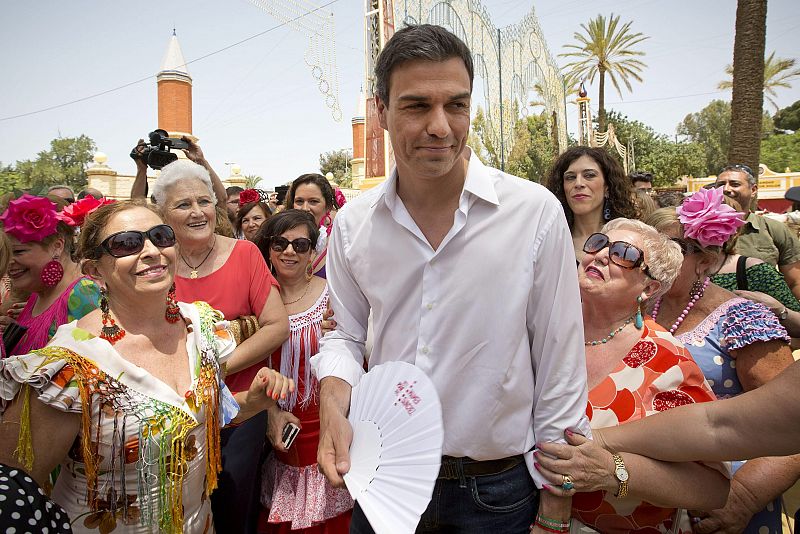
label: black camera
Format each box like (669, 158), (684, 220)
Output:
(130, 129), (189, 170)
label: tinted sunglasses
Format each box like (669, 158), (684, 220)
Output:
(583, 233), (654, 278)
(270, 236), (313, 254)
(100, 224), (176, 258)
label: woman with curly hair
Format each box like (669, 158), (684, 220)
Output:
(545, 147), (638, 262)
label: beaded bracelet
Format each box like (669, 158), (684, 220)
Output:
(534, 514), (570, 533)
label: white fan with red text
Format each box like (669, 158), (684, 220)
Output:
(344, 361), (443, 534)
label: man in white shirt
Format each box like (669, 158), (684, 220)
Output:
(311, 24), (590, 533)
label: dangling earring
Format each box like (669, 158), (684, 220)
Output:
(321, 212), (333, 231)
(99, 287), (125, 344)
(603, 197), (612, 221)
(306, 261), (314, 281)
(635, 296), (644, 329)
(40, 256), (64, 287)
(165, 283), (181, 323)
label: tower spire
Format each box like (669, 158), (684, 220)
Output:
(157, 31), (193, 138)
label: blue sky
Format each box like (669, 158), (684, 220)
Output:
(1, 0), (798, 188)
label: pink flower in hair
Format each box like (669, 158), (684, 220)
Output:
(677, 186), (745, 248)
(0, 194), (60, 243)
(335, 187), (346, 208)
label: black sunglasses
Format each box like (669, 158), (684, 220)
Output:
(270, 236), (313, 254)
(583, 233), (654, 278)
(100, 224), (177, 258)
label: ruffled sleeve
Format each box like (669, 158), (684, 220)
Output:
(720, 299), (790, 352)
(0, 347), (85, 415)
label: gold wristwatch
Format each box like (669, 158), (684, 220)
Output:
(612, 453), (629, 498)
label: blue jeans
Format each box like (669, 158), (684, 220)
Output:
(350, 460), (539, 533)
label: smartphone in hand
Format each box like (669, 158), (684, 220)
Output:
(282, 422), (300, 449)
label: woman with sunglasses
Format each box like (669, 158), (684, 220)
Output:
(644, 187), (798, 534)
(545, 147), (638, 263)
(0, 201), (295, 534)
(254, 210), (353, 533)
(153, 159), (290, 534)
(0, 194), (102, 356)
(534, 218), (729, 533)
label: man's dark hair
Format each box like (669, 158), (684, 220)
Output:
(226, 186), (244, 196)
(375, 24), (474, 104)
(629, 172), (653, 185)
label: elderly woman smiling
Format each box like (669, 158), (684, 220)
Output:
(534, 219), (728, 533)
(153, 159), (289, 534)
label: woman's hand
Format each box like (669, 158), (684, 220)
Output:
(688, 478), (759, 534)
(5, 301), (26, 320)
(321, 304), (336, 335)
(534, 431), (616, 497)
(244, 367), (295, 412)
(265, 404), (302, 453)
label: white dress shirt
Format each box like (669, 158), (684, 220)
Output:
(311, 152), (591, 487)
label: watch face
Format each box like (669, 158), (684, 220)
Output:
(616, 467), (629, 481)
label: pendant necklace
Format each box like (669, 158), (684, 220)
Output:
(180, 236), (216, 279)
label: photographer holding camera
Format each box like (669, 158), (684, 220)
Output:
(130, 133), (227, 207)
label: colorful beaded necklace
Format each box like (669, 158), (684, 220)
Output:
(651, 276), (710, 333)
(585, 314), (636, 346)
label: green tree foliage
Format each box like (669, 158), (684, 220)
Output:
(319, 149), (352, 188)
(774, 100), (800, 131)
(469, 106), (501, 169)
(760, 132), (800, 171)
(719, 51), (800, 111)
(560, 13), (648, 131)
(0, 162), (22, 194)
(603, 110), (705, 185)
(506, 114), (558, 183)
(677, 100), (772, 175)
(5, 135), (97, 194)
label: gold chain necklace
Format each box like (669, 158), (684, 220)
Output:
(180, 236), (216, 279)
(282, 280), (311, 305)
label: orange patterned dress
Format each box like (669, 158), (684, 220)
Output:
(572, 318), (717, 534)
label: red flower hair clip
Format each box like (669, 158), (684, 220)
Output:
(239, 189), (268, 207)
(0, 194), (60, 243)
(58, 195), (115, 227)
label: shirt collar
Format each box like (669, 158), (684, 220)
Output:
(371, 147), (500, 209)
(745, 211), (764, 231)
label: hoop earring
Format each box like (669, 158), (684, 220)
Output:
(99, 287), (125, 344)
(603, 197), (612, 221)
(41, 257), (64, 287)
(165, 283), (181, 323)
(635, 296), (644, 329)
(321, 212), (333, 230)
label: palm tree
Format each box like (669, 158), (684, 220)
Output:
(560, 14), (648, 131)
(719, 51), (800, 110)
(728, 0), (767, 171)
(244, 174), (261, 189)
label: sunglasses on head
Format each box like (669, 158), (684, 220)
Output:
(719, 164), (754, 179)
(583, 233), (654, 278)
(100, 224), (176, 258)
(269, 236), (313, 254)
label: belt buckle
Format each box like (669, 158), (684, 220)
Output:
(439, 457), (459, 479)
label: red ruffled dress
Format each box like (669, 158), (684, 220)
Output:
(259, 287), (353, 534)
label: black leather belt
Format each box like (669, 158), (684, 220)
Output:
(437, 454), (524, 480)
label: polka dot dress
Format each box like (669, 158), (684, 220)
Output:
(0, 463), (72, 534)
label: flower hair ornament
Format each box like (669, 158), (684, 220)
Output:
(677, 186), (745, 248)
(0, 194), (60, 243)
(334, 187), (347, 209)
(239, 189), (269, 207)
(58, 195), (115, 227)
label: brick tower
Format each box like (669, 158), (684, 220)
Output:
(157, 30), (193, 139)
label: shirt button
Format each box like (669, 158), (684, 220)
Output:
(426, 303), (433, 310)
(421, 346), (429, 354)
